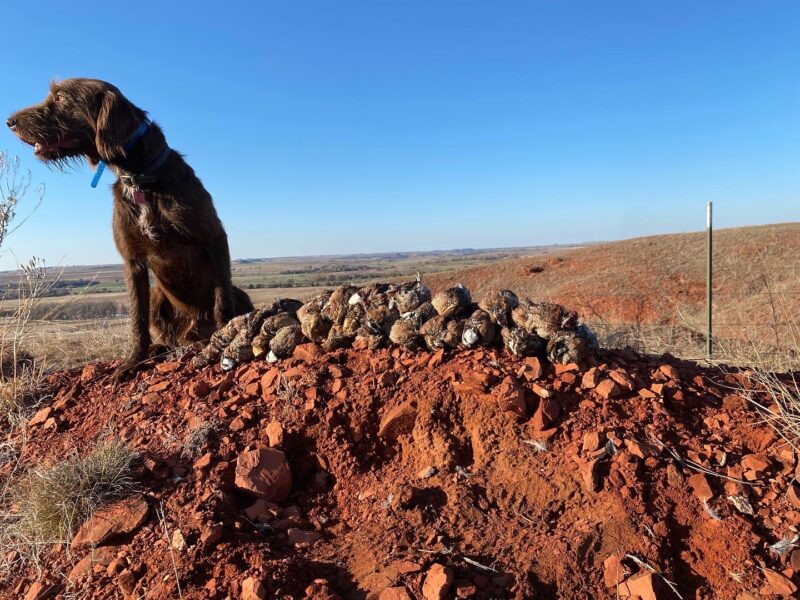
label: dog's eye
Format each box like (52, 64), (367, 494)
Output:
(54, 93), (63, 103)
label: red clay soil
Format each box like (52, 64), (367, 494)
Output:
(3, 345), (800, 599)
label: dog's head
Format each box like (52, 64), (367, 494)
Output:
(6, 78), (145, 167)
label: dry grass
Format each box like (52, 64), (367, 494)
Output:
(180, 420), (219, 460)
(0, 440), (137, 566)
(0, 364), (49, 427)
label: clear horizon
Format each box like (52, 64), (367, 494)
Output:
(1, 1), (798, 271)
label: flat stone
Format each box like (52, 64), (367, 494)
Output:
(287, 528), (322, 546)
(266, 421), (284, 447)
(422, 563), (454, 600)
(760, 568), (797, 596)
(71, 495), (149, 550)
(234, 447), (292, 502)
(531, 398), (560, 430)
(687, 473), (713, 502)
(379, 587), (413, 600)
(595, 379), (620, 399)
(241, 576), (267, 600)
(495, 377), (527, 418)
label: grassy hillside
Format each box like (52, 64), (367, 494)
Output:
(428, 222), (800, 367)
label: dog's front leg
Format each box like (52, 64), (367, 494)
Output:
(207, 233), (236, 329)
(114, 257), (151, 381)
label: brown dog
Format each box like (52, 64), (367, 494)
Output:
(7, 78), (253, 378)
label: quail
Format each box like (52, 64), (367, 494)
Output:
(512, 300), (578, 340)
(420, 315), (464, 350)
(461, 309), (497, 348)
(546, 323), (598, 365)
(193, 307), (271, 370)
(478, 289), (519, 328)
(252, 312), (301, 357)
(322, 285), (359, 324)
(267, 324), (304, 362)
(501, 326), (546, 358)
(297, 291), (333, 342)
(389, 276), (432, 314)
(323, 323), (356, 352)
(431, 284), (472, 319)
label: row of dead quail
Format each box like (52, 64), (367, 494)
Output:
(195, 278), (598, 371)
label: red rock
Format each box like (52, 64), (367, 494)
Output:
(80, 364), (107, 383)
(583, 431), (604, 453)
(243, 381), (261, 397)
(523, 356), (545, 379)
(71, 495), (149, 550)
(658, 364), (680, 381)
(117, 569), (136, 595)
(625, 571), (667, 600)
(554, 362), (579, 375)
(245, 498), (279, 522)
(287, 528), (322, 546)
(531, 398), (560, 430)
(581, 367), (601, 389)
(266, 421), (284, 447)
(155, 361), (182, 374)
(455, 583), (477, 598)
(188, 380), (210, 399)
(24, 581), (62, 600)
(428, 349), (445, 368)
(241, 576), (267, 600)
(27, 406), (52, 427)
(495, 377), (527, 418)
(378, 402), (417, 440)
(791, 549), (800, 572)
(760, 568), (797, 596)
(595, 379), (620, 399)
(200, 523), (224, 545)
(580, 457), (601, 492)
(234, 447), (293, 502)
(422, 563), (454, 600)
(283, 366), (304, 380)
(261, 369), (279, 391)
(294, 343), (322, 362)
(230, 416), (248, 431)
(194, 452), (213, 470)
(609, 369), (634, 391)
(378, 372), (397, 389)
(741, 454), (770, 473)
(328, 365), (350, 378)
(603, 554), (624, 588)
(626, 439), (659, 459)
(687, 473), (713, 502)
(529, 382), (552, 399)
(379, 587), (413, 600)
(788, 484), (800, 509)
(148, 380), (170, 393)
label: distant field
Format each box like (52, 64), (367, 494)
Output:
(0, 244), (583, 319)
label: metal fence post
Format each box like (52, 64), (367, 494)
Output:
(706, 202), (713, 361)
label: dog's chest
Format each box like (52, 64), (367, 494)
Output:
(118, 182), (161, 241)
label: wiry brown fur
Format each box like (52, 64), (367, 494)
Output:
(7, 79), (253, 379)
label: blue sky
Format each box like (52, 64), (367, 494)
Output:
(0, 1), (798, 270)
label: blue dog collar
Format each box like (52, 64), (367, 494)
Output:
(90, 118), (151, 188)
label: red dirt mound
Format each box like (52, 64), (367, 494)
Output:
(4, 346), (799, 599)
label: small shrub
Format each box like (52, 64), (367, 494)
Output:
(0, 363), (47, 427)
(1, 440), (137, 563)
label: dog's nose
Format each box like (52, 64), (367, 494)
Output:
(6, 118), (16, 130)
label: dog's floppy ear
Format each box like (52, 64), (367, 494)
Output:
(95, 89), (138, 162)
